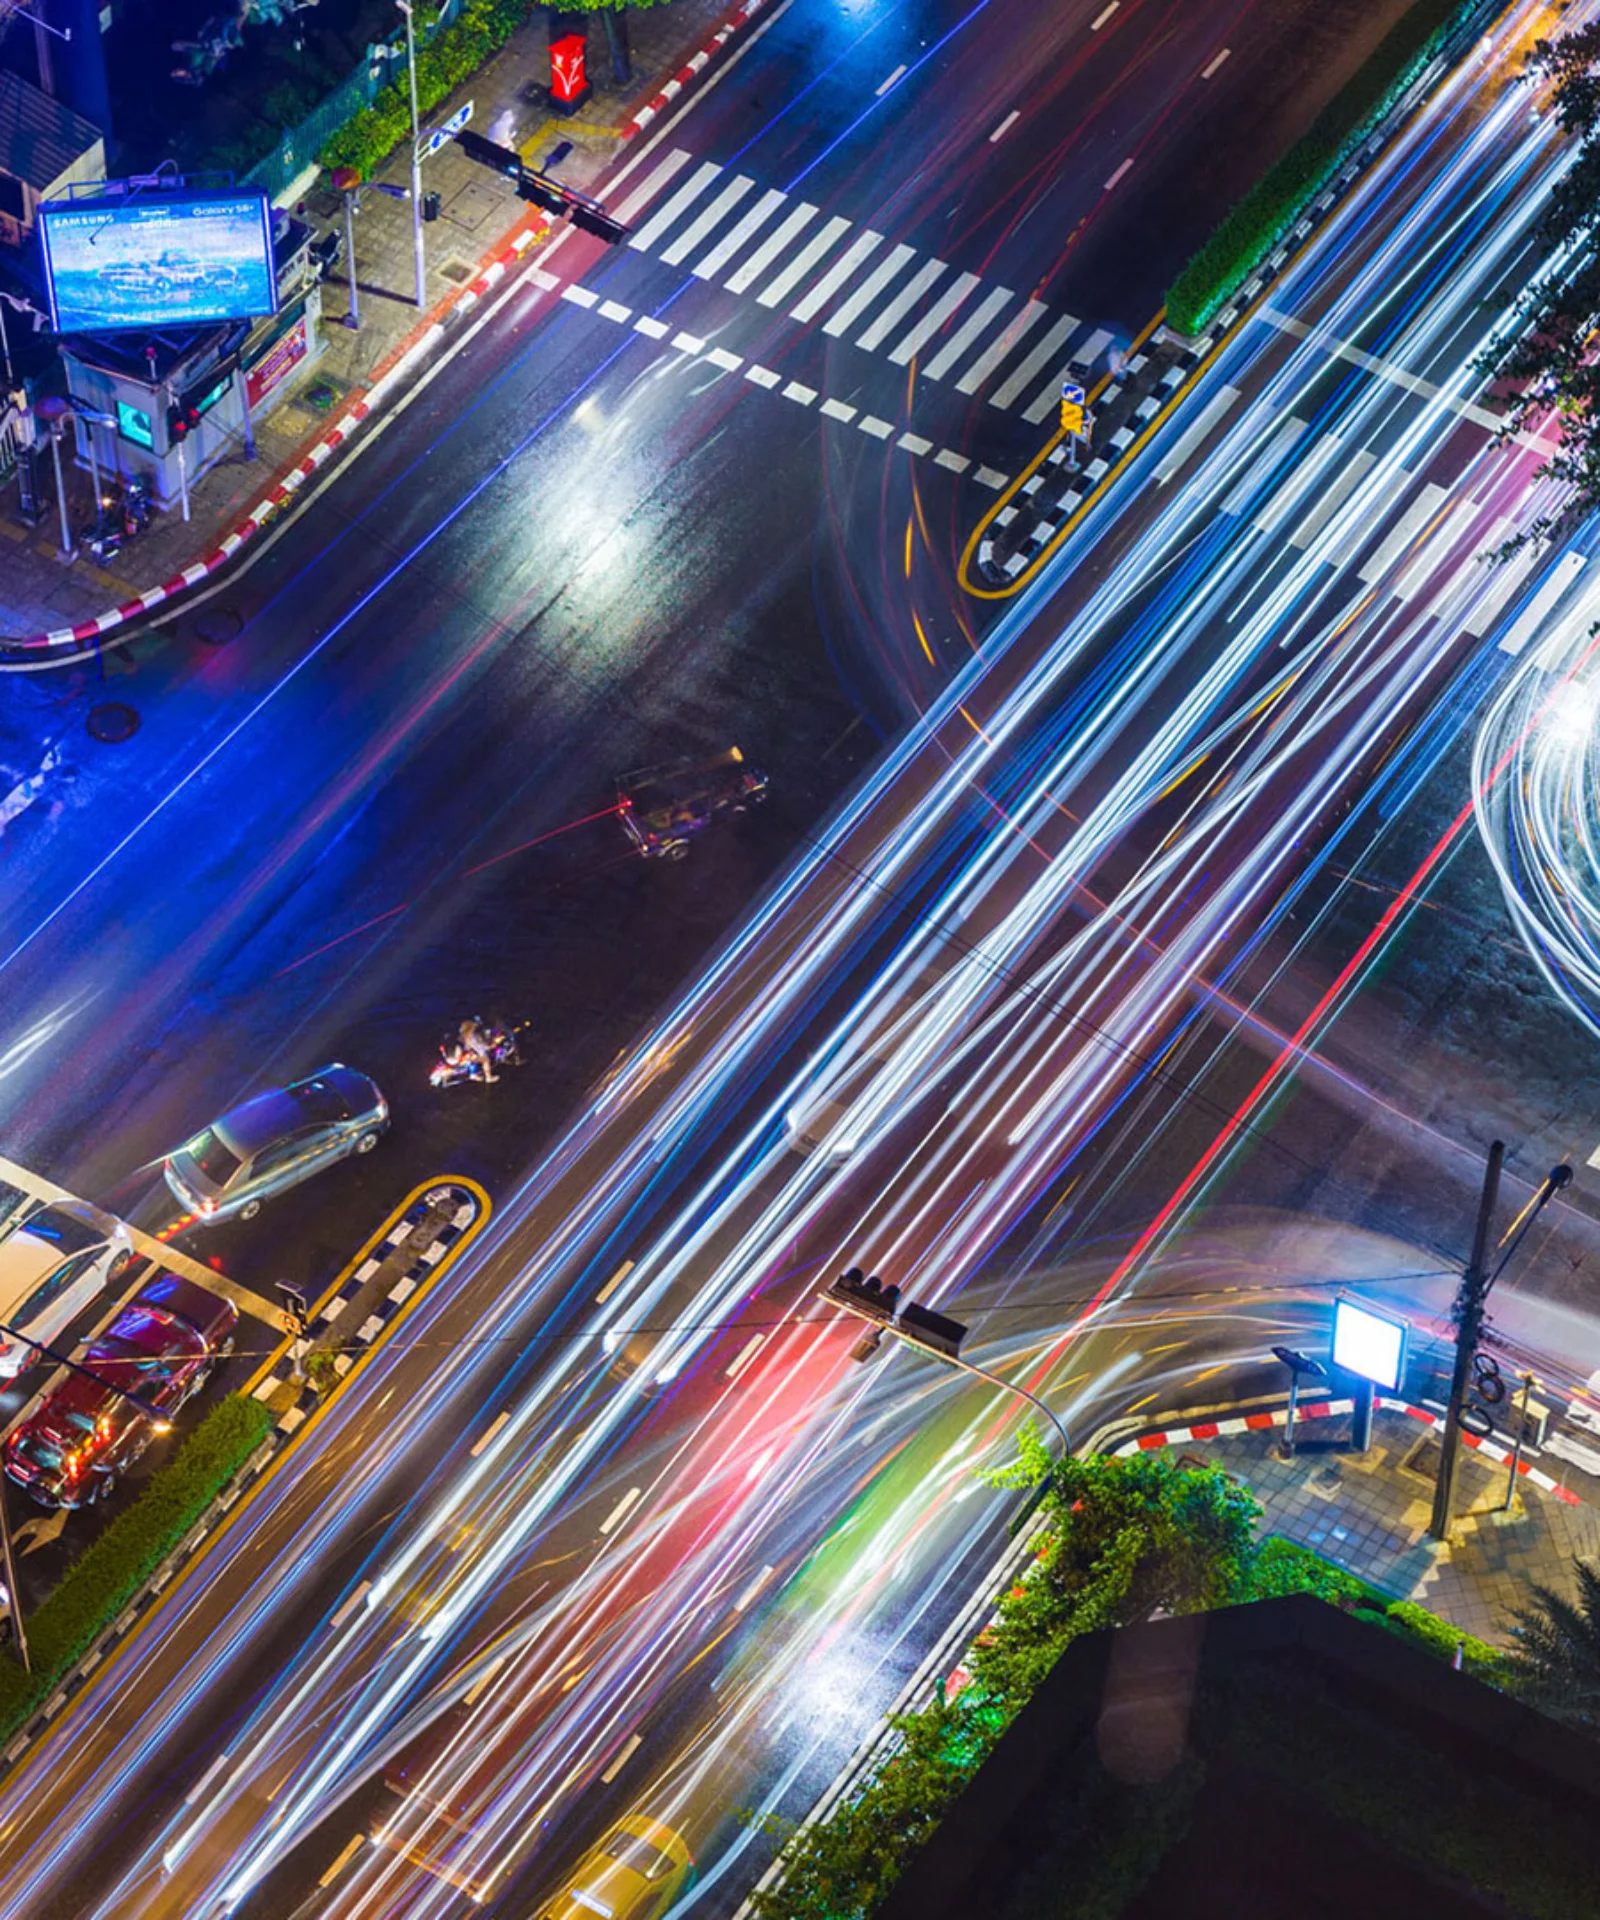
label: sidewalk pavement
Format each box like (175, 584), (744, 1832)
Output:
(0, 0), (754, 642)
(1122, 1401), (1600, 1646)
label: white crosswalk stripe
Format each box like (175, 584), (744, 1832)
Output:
(694, 186), (787, 281)
(608, 148), (1108, 411)
(820, 241), (913, 336)
(758, 214), (850, 309)
(662, 174), (754, 265)
(629, 160), (721, 251)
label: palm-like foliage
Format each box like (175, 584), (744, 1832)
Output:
(1505, 1557), (1600, 1729)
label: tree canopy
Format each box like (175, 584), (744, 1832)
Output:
(1482, 27), (1600, 544)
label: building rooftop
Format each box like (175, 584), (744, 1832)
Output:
(0, 70), (101, 193)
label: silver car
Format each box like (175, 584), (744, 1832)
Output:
(164, 1064), (389, 1224)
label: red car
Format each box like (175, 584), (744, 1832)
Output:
(4, 1272), (237, 1508)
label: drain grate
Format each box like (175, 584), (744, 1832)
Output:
(439, 259), (474, 285)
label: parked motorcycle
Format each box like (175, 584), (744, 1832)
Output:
(430, 1019), (524, 1089)
(83, 476), (156, 563)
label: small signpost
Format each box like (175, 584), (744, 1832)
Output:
(1060, 378), (1091, 467)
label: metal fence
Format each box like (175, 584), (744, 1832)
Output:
(246, 0), (462, 203)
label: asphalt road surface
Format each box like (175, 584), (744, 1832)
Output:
(6, 1), (1592, 1917)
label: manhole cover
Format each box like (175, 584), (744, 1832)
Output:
(439, 259), (474, 285)
(86, 702), (140, 743)
(305, 382), (340, 414)
(194, 606), (243, 646)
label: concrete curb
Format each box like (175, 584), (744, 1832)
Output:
(1116, 1395), (1584, 1508)
(617, 0), (777, 142)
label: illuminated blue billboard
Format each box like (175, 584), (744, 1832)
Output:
(38, 190), (277, 335)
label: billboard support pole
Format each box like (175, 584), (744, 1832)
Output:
(47, 423), (73, 562)
(238, 370), (257, 461)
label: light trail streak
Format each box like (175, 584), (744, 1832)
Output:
(1, 9), (1589, 1916)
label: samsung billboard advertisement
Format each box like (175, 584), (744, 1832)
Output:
(38, 190), (277, 335)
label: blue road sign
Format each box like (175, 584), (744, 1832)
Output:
(1060, 379), (1086, 408)
(422, 100), (474, 157)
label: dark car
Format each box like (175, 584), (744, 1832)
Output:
(4, 1272), (237, 1508)
(616, 748), (767, 861)
(163, 1063), (389, 1223)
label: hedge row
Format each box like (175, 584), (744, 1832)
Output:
(319, 0), (533, 179)
(0, 1394), (275, 1739)
(1166, 0), (1482, 336)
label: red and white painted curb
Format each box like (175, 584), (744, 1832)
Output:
(1116, 1396), (1584, 1507)
(5, 210), (552, 659)
(619, 0), (776, 141)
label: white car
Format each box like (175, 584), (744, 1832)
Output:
(0, 1199), (134, 1377)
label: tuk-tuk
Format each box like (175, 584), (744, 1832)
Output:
(616, 748), (768, 861)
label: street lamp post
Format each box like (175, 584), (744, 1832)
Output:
(1272, 1346), (1328, 1459)
(397, 0), (426, 309)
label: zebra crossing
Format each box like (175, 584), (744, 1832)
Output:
(610, 147), (1111, 421)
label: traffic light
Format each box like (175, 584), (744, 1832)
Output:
(455, 128), (630, 245)
(895, 1301), (967, 1360)
(167, 397), (201, 442)
(826, 1267), (901, 1322)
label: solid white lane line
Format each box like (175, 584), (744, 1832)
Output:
(601, 1734), (643, 1783)
(611, 146), (692, 227)
(790, 227), (885, 323)
(989, 109), (1020, 142)
(1153, 383), (1239, 483)
(470, 1411), (511, 1458)
(600, 1487), (643, 1535)
(889, 270), (978, 365)
(876, 62), (907, 95)
(1104, 157), (1134, 192)
(1201, 46), (1231, 79)
(956, 296), (1046, 394)
(759, 213), (851, 308)
(726, 200), (817, 294)
(1355, 482), (1448, 584)
(822, 242), (916, 337)
(1091, 0), (1118, 25)
(596, 1260), (634, 1303)
(629, 158), (722, 251)
(693, 185), (786, 280)
(990, 312), (1079, 409)
(857, 257), (946, 351)
(662, 173), (754, 265)
(1287, 444), (1374, 545)
(923, 285), (1013, 382)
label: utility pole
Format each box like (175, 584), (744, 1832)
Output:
(397, 0), (426, 309)
(1430, 1146), (1570, 1541)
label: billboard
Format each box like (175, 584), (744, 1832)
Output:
(38, 190), (277, 335)
(1331, 1298), (1408, 1393)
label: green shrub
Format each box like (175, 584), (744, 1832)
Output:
(0, 1394), (274, 1741)
(319, 0), (533, 178)
(1383, 1599), (1506, 1678)
(1245, 1534), (1386, 1608)
(1166, 0), (1478, 335)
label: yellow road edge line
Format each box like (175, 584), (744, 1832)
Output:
(5, 1176), (493, 1788)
